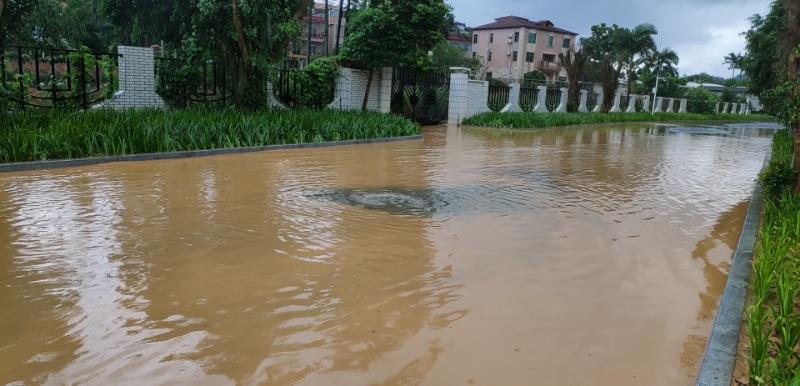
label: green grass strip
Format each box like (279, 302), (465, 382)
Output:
(462, 112), (774, 129)
(747, 130), (800, 385)
(0, 109), (420, 163)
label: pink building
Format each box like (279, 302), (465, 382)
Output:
(289, 2), (347, 66)
(471, 16), (578, 81)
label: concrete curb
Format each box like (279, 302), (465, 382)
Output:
(0, 135), (423, 173)
(695, 152), (771, 386)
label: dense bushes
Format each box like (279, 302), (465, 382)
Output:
(462, 111), (772, 129)
(685, 87), (720, 114)
(0, 109), (419, 163)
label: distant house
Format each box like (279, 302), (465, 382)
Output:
(471, 16), (578, 81)
(288, 3), (347, 67)
(447, 34), (473, 57)
(685, 82), (761, 110)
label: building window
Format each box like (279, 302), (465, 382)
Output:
(526, 52), (535, 63)
(472, 52), (477, 59)
(512, 51), (518, 61)
(547, 35), (554, 47)
(487, 51), (492, 62)
(490, 33), (494, 43)
(528, 32), (537, 44)
(514, 32), (519, 42)
(543, 54), (556, 62)
(562, 38), (571, 48)
(473, 34), (478, 43)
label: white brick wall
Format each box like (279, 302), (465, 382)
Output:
(98, 46), (166, 110)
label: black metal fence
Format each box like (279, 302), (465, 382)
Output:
(519, 85), (537, 112)
(487, 84), (510, 112)
(155, 56), (236, 107)
(1, 45), (119, 109)
(273, 64), (335, 109)
(390, 67), (450, 124)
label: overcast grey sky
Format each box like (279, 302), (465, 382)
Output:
(447, 0), (771, 78)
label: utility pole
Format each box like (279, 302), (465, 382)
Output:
(324, 0), (330, 56)
(335, 0), (345, 53)
(651, 36), (663, 115)
(307, 2), (313, 66)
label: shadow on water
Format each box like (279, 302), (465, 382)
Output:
(308, 187), (448, 216)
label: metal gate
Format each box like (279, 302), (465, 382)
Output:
(391, 68), (450, 125)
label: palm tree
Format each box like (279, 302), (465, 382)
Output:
(617, 23), (658, 94)
(648, 48), (679, 77)
(724, 52), (743, 79)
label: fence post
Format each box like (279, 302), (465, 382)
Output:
(715, 102), (720, 114)
(99, 46), (166, 110)
(534, 85), (548, 113)
(739, 103), (745, 115)
(555, 87), (568, 113)
(592, 86), (603, 113)
(679, 98), (688, 114)
(578, 89), (589, 113)
(379, 67), (392, 114)
(641, 95), (650, 112)
(447, 67), (470, 125)
(626, 95), (637, 113)
(502, 82), (521, 113)
(608, 90), (621, 113)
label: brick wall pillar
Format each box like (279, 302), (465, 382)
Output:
(379, 67), (392, 113)
(99, 46), (166, 109)
(641, 95), (650, 112)
(608, 90), (622, 113)
(502, 83), (521, 113)
(448, 67), (470, 125)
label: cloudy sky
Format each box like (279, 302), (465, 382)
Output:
(447, 0), (771, 78)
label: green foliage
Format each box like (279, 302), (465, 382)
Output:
(462, 112), (773, 129)
(749, 130), (800, 385)
(339, 0), (450, 70)
(427, 41), (478, 73)
(685, 87), (719, 114)
(524, 71), (546, 84)
(0, 109), (420, 163)
(276, 57), (339, 108)
(743, 0), (786, 96)
(760, 80), (800, 127)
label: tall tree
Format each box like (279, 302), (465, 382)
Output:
(339, 0), (449, 110)
(618, 23), (658, 95)
(559, 49), (588, 112)
(581, 23), (633, 112)
(724, 52), (744, 78)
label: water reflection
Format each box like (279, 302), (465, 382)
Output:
(0, 121), (774, 385)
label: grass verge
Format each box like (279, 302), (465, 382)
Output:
(0, 109), (420, 163)
(461, 112), (774, 129)
(747, 129), (800, 385)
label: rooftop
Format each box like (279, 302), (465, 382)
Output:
(472, 16), (578, 35)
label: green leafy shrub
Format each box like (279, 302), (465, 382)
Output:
(0, 109), (419, 163)
(685, 87), (720, 114)
(462, 111), (773, 129)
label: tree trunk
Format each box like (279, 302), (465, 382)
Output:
(362, 69), (374, 111)
(0, 0), (5, 24)
(601, 61), (622, 113)
(559, 50), (586, 112)
(231, 0), (250, 107)
(335, 0), (345, 52)
(784, 0), (800, 191)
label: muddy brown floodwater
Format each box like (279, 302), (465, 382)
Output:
(0, 122), (776, 385)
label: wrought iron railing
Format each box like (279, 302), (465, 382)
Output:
(1, 45), (119, 109)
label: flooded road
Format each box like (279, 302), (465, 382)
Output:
(0, 122), (775, 385)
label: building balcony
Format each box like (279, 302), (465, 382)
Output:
(539, 60), (560, 73)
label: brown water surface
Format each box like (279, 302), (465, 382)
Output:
(0, 122), (775, 385)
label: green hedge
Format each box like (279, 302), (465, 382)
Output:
(461, 112), (774, 129)
(0, 109), (419, 163)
